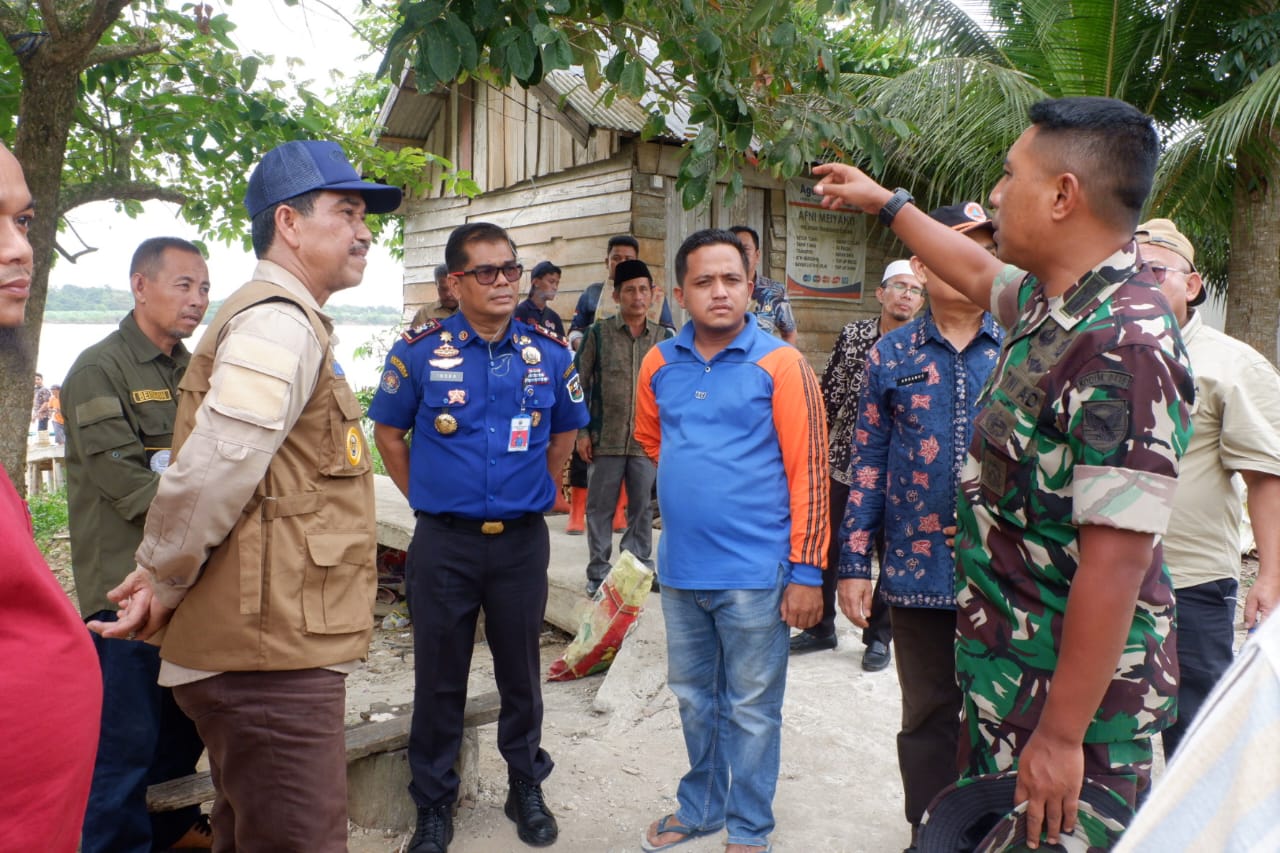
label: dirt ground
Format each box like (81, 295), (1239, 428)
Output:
(42, 524), (1262, 853)
(343, 511), (912, 853)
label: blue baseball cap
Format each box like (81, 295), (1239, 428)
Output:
(244, 140), (402, 218)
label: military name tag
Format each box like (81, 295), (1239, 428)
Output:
(131, 389), (173, 404)
(430, 370), (464, 382)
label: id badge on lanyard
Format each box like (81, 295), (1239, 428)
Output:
(508, 415), (531, 452)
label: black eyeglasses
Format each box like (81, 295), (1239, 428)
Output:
(1148, 264), (1191, 284)
(884, 281), (925, 297)
(453, 263), (523, 285)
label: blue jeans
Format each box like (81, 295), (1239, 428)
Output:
(82, 611), (205, 853)
(661, 574), (788, 848)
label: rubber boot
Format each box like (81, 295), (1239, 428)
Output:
(566, 488), (587, 535)
(612, 487), (628, 533)
(550, 487), (571, 515)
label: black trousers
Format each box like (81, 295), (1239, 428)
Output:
(1163, 577), (1238, 758)
(890, 606), (962, 828)
(815, 478), (891, 645)
(406, 513), (554, 807)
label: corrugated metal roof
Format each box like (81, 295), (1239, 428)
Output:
(536, 69), (693, 143)
(376, 68), (445, 145)
(374, 58), (697, 147)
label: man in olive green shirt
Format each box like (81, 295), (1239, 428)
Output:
(63, 237), (213, 852)
(574, 259), (669, 596)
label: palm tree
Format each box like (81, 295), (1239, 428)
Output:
(838, 0), (1280, 360)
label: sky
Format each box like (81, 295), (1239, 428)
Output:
(53, 0), (405, 309)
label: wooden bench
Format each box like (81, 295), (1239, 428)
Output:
(147, 690), (501, 830)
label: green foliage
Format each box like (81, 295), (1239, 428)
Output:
(40, 285), (401, 324)
(381, 0), (907, 208)
(0, 2), (476, 259)
(27, 487), (69, 551)
(43, 284), (133, 313)
(355, 385), (391, 476)
(846, 0), (1280, 290)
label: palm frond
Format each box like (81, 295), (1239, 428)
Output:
(1199, 60), (1280, 167)
(833, 57), (1045, 206)
(860, 0), (1009, 65)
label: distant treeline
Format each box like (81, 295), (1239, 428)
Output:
(43, 284), (400, 324)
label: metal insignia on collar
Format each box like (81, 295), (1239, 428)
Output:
(458, 330), (469, 341)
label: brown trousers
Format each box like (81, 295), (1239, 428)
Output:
(890, 606), (963, 828)
(173, 669), (347, 853)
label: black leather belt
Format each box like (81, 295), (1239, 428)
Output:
(415, 511), (541, 535)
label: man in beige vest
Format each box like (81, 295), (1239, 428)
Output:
(92, 140), (402, 852)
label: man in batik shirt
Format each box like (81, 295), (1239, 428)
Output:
(791, 261), (922, 665)
(837, 204), (1002, 850)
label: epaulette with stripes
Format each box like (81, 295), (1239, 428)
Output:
(401, 319), (442, 345)
(530, 323), (569, 348)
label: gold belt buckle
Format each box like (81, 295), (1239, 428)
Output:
(481, 520), (504, 535)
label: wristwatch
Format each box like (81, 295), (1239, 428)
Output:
(878, 188), (914, 228)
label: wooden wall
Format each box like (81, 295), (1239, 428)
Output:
(393, 92), (907, 370)
(401, 152), (637, 321)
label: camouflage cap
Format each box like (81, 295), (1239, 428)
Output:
(917, 773), (1131, 853)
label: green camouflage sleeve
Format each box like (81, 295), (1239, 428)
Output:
(989, 264), (1026, 329)
(1067, 346), (1191, 534)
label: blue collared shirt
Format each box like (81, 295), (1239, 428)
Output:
(838, 310), (1003, 608)
(368, 313), (588, 518)
(639, 319), (828, 590)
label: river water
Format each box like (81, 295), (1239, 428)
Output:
(36, 322), (393, 391)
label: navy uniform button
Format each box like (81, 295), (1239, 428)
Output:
(490, 459), (496, 466)
(490, 427), (496, 433)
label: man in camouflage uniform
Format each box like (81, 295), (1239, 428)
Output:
(813, 96), (1193, 849)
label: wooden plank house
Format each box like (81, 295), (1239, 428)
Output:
(373, 68), (899, 365)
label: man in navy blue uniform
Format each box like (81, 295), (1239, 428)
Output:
(369, 221), (588, 853)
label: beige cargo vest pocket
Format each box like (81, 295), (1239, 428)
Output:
(303, 530), (375, 634)
(323, 378), (372, 478)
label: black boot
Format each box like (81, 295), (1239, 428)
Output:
(408, 803), (453, 853)
(504, 777), (559, 847)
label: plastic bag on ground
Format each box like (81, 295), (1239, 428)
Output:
(547, 550), (654, 681)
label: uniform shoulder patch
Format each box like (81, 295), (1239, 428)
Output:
(402, 319), (442, 345)
(530, 324), (569, 348)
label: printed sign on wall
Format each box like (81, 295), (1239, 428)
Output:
(785, 178), (867, 299)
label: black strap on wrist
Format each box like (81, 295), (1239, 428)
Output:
(878, 188), (914, 228)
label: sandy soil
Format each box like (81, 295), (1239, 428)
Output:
(346, 613), (909, 853)
(41, 520), (1262, 853)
